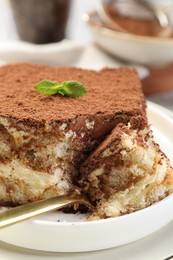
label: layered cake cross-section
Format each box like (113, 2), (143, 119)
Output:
(0, 63), (172, 220)
(80, 122), (173, 219)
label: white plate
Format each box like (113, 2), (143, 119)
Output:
(0, 102), (173, 253)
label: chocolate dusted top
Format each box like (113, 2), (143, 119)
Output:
(0, 63), (145, 125)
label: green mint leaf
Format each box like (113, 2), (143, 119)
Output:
(57, 81), (87, 98)
(34, 80), (87, 98)
(34, 80), (59, 95)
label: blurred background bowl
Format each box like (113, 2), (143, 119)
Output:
(84, 11), (173, 66)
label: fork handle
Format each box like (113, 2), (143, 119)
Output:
(0, 192), (88, 229)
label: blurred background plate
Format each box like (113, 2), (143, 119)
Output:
(0, 39), (149, 80)
(84, 11), (173, 66)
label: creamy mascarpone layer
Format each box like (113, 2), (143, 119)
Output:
(103, 156), (172, 217)
(0, 116), (79, 205)
(0, 159), (70, 204)
(87, 125), (173, 219)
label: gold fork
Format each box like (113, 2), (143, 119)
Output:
(0, 191), (93, 229)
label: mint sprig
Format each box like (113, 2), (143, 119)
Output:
(34, 80), (87, 98)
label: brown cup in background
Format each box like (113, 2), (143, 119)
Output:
(9, 0), (71, 44)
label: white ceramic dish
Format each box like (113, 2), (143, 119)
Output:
(84, 11), (173, 66)
(0, 40), (85, 66)
(0, 102), (173, 253)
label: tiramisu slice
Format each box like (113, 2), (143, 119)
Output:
(0, 63), (145, 206)
(80, 122), (173, 220)
(0, 63), (172, 219)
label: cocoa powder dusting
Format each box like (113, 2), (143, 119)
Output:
(0, 63), (145, 125)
